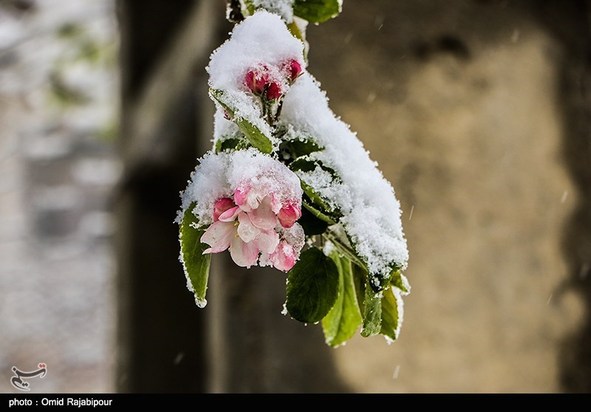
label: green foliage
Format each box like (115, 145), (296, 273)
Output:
(278, 138), (322, 163)
(215, 137), (252, 153)
(391, 270), (411, 295)
(236, 117), (274, 153)
(298, 207), (329, 236)
(209, 89), (274, 153)
(380, 287), (401, 341)
(293, 0), (342, 23)
(179, 204), (211, 308)
(289, 158), (340, 221)
(360, 287), (382, 337)
(322, 253), (362, 346)
(286, 249), (339, 323)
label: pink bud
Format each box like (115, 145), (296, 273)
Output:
(213, 197), (236, 222)
(244, 68), (269, 95)
(265, 82), (283, 101)
(283, 59), (302, 82)
(278, 203), (301, 228)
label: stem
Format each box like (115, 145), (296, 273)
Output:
(302, 201), (336, 225)
(275, 99), (284, 123)
(325, 231), (366, 269)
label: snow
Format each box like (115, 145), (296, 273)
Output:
(207, 11), (305, 146)
(213, 108), (241, 144)
(384, 287), (405, 344)
(281, 74), (409, 277)
(180, 148), (303, 226)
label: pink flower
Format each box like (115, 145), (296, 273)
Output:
(193, 150), (305, 271)
(201, 197), (280, 268)
(260, 223), (305, 271)
(201, 185), (303, 270)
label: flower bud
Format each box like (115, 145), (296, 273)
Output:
(244, 67), (269, 95)
(265, 81), (283, 101)
(213, 197), (236, 222)
(278, 203), (302, 228)
(282, 59), (303, 84)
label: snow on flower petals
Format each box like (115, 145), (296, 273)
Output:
(208, 11), (305, 93)
(181, 149), (304, 271)
(207, 11), (305, 139)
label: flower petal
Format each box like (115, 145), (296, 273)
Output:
(229, 237), (259, 268)
(218, 206), (241, 222)
(255, 229), (280, 254)
(200, 221), (235, 254)
(249, 196), (278, 230)
(234, 187), (249, 211)
(278, 203), (301, 228)
(271, 242), (297, 272)
(213, 197), (236, 221)
(237, 212), (260, 243)
(283, 222), (305, 252)
(258, 252), (272, 267)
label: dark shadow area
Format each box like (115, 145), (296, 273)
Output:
(115, 0), (207, 392)
(208, 262), (351, 392)
(531, 0), (591, 393)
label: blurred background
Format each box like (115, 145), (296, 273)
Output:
(1, 0), (590, 393)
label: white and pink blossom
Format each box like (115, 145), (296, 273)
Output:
(181, 149), (305, 271)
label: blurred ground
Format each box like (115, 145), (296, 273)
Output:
(0, 0), (117, 392)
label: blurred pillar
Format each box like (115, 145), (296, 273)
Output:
(115, 0), (217, 392)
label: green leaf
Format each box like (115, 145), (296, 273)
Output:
(303, 200), (336, 226)
(286, 248), (339, 323)
(322, 254), (363, 347)
(279, 138), (322, 162)
(287, 20), (308, 50)
(366, 266), (411, 294)
(179, 204), (211, 308)
(391, 270), (411, 295)
(326, 231), (367, 271)
(214, 137), (251, 153)
(293, 0), (342, 23)
(289, 157), (316, 172)
(236, 117), (273, 153)
(360, 287), (382, 337)
(290, 158), (338, 219)
(298, 206), (329, 236)
(381, 287), (403, 341)
(352, 263), (367, 313)
(242, 0), (255, 16)
(209, 88), (273, 154)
